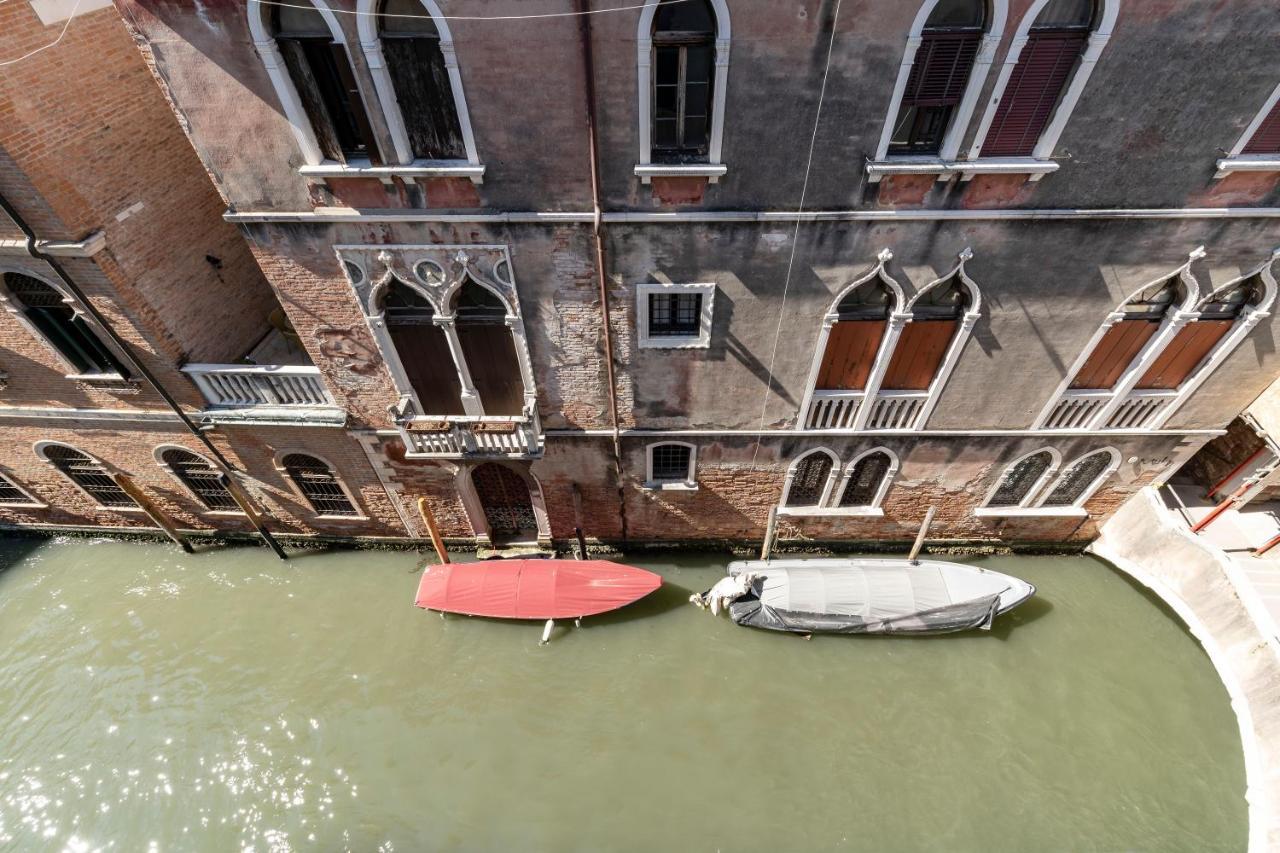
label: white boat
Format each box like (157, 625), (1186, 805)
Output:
(692, 558), (1036, 635)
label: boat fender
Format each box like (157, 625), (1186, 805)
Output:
(540, 619), (554, 645)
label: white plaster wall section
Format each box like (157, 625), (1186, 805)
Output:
(28, 0), (112, 25)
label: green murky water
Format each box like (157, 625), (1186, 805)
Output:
(0, 538), (1246, 852)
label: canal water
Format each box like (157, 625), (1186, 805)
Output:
(0, 538), (1246, 852)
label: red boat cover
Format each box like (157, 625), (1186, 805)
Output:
(414, 559), (662, 620)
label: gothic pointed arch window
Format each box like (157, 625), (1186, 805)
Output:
(382, 279), (465, 416)
(452, 279), (524, 417)
(985, 448), (1057, 507)
(281, 453), (359, 516)
(784, 450), (837, 508)
(882, 273), (971, 391)
(158, 448), (238, 512)
(815, 277), (894, 393)
(2, 272), (129, 377)
(1068, 277), (1183, 391)
(1039, 448), (1117, 507)
(377, 0), (465, 160)
(41, 444), (136, 508)
(271, 2), (379, 163)
(838, 449), (897, 508)
(1136, 274), (1264, 391)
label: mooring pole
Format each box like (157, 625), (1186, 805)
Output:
(112, 473), (192, 554)
(417, 497), (450, 564)
(761, 505), (779, 561)
(218, 473), (288, 560)
(908, 506), (936, 564)
(571, 483), (587, 560)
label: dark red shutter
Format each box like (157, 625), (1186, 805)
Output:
(1242, 100), (1280, 155)
(983, 30), (1087, 157)
(902, 32), (982, 108)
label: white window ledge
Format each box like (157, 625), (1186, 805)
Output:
(973, 506), (1088, 519)
(299, 160), (485, 184)
(0, 502), (48, 510)
(866, 158), (1059, 183)
(777, 506), (885, 518)
(313, 514), (370, 523)
(642, 481), (698, 491)
(203, 510), (248, 518)
(634, 163), (728, 184)
(1215, 156), (1280, 179)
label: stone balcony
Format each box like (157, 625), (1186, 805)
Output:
(391, 396), (543, 460)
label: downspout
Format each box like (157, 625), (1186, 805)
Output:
(0, 191), (288, 559)
(577, 0), (628, 542)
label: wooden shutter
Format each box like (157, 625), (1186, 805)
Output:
(457, 324), (525, 416)
(902, 32), (982, 107)
(387, 320), (466, 416)
(1136, 320), (1232, 390)
(1243, 100), (1280, 155)
(982, 30), (1087, 157)
(277, 38), (344, 161)
(880, 320), (957, 391)
(383, 37), (467, 160)
(1069, 319), (1159, 389)
(815, 320), (886, 391)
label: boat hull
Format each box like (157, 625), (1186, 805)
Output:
(415, 559), (662, 620)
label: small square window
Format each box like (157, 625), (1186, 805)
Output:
(647, 442), (695, 488)
(637, 283), (715, 348)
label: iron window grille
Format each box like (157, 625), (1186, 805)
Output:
(162, 449), (239, 511)
(987, 451), (1053, 507)
(648, 292), (703, 337)
(4, 273), (129, 377)
(785, 454), (833, 507)
(650, 444), (693, 482)
(839, 452), (893, 507)
(1041, 451), (1110, 507)
(282, 453), (358, 516)
(45, 445), (136, 508)
(0, 473), (35, 506)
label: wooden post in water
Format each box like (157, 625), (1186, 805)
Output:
(908, 506), (936, 564)
(571, 483), (587, 560)
(112, 472), (193, 554)
(761, 505), (779, 561)
(218, 473), (288, 560)
(417, 497), (450, 564)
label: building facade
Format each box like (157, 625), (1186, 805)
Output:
(2, 0), (1278, 550)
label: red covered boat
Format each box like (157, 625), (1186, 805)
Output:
(415, 559), (662, 640)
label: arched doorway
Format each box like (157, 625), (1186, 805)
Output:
(471, 462), (537, 542)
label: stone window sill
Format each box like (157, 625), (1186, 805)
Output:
(299, 160), (485, 184)
(67, 372), (127, 383)
(313, 514), (370, 523)
(203, 510), (248, 518)
(973, 506), (1087, 519)
(643, 481), (698, 492)
(777, 506), (885, 518)
(1215, 156), (1280, 179)
(634, 163), (727, 184)
(866, 157), (1058, 183)
(0, 502), (48, 510)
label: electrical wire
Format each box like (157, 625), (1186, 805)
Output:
(253, 0), (695, 22)
(750, 0), (843, 470)
(0, 0), (82, 67)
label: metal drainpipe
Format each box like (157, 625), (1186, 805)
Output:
(0, 191), (289, 559)
(577, 0), (628, 542)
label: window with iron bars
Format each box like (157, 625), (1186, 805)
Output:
(0, 472), (36, 505)
(162, 449), (239, 512)
(648, 292), (703, 337)
(282, 453), (358, 516)
(650, 443), (693, 483)
(44, 445), (136, 508)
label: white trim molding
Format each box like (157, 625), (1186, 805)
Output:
(636, 281), (716, 348)
(974, 446), (1064, 515)
(635, 0), (731, 183)
(779, 447), (842, 509)
(644, 440), (698, 489)
(1216, 82), (1280, 178)
(34, 440), (144, 513)
(905, 247), (983, 430)
(1033, 446), (1121, 509)
(868, 0), (1009, 181)
(776, 445), (900, 518)
(0, 231), (105, 258)
(965, 0), (1119, 179)
(273, 449), (368, 521)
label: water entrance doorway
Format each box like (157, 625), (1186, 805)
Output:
(472, 462), (537, 543)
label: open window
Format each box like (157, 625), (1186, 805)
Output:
(158, 447), (239, 512)
(382, 279), (465, 416)
(376, 0), (466, 160)
(1, 272), (129, 378)
(40, 444), (136, 509)
(281, 453), (359, 517)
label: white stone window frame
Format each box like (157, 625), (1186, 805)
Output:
(635, 0), (732, 184)
(866, 0), (1009, 183)
(636, 282), (716, 349)
(644, 441), (698, 490)
(338, 244), (538, 422)
(153, 444), (245, 517)
(351, 0), (485, 183)
(779, 446), (900, 518)
(0, 464), (46, 509)
(273, 449), (369, 521)
(247, 0), (389, 169)
(0, 266), (131, 384)
(963, 0), (1120, 182)
(456, 461), (553, 545)
(973, 446), (1071, 517)
(1032, 446), (1121, 510)
(34, 440), (145, 514)
(1216, 82), (1280, 178)
(777, 447), (842, 511)
(797, 249), (908, 432)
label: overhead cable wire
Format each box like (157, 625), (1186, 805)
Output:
(251, 0), (695, 22)
(0, 0), (82, 67)
(750, 0), (843, 470)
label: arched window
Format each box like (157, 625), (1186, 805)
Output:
(1069, 277), (1183, 391)
(1136, 274), (1264, 391)
(889, 0), (988, 156)
(272, 2), (378, 163)
(282, 453), (358, 516)
(839, 450), (896, 508)
(981, 0), (1096, 157)
(377, 0), (465, 160)
(1040, 448), (1116, 507)
(650, 0), (717, 163)
(452, 279), (523, 417)
(159, 448), (238, 512)
(647, 442), (696, 486)
(784, 450), (836, 508)
(42, 445), (136, 508)
(882, 273), (971, 391)
(382, 280), (465, 416)
(815, 278), (894, 393)
(2, 273), (128, 377)
(0, 471), (40, 507)
(985, 449), (1056, 507)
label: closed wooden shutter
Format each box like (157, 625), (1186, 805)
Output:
(457, 324), (525, 416)
(982, 30), (1087, 157)
(815, 320), (886, 391)
(1243, 100), (1280, 155)
(902, 32), (982, 108)
(1136, 320), (1232, 390)
(276, 39), (344, 161)
(388, 319), (466, 417)
(383, 37), (467, 160)
(881, 320), (957, 391)
(1069, 319), (1159, 389)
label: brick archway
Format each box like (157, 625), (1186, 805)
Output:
(471, 462), (537, 542)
